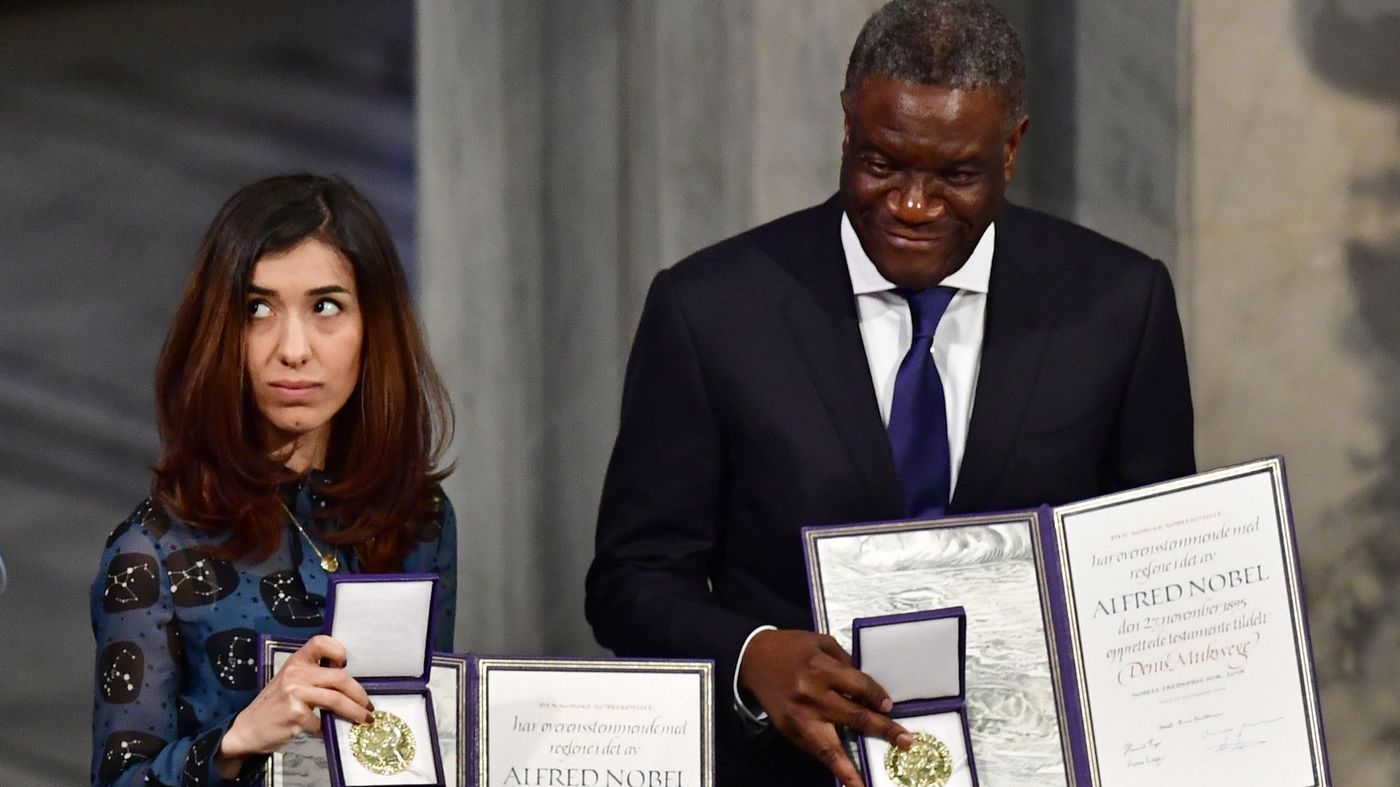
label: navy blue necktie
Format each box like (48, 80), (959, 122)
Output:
(888, 286), (957, 519)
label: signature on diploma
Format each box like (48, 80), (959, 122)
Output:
(1202, 715), (1284, 753)
(1121, 736), (1166, 769)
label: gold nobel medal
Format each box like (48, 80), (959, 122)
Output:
(349, 709), (416, 776)
(884, 731), (953, 787)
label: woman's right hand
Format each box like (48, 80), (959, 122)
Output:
(214, 634), (373, 777)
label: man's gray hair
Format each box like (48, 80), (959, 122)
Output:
(845, 0), (1027, 122)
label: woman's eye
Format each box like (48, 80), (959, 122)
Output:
(313, 298), (343, 316)
(248, 301), (272, 318)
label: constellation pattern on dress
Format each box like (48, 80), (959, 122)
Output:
(204, 628), (257, 690)
(99, 642), (144, 703)
(260, 570), (324, 628)
(165, 548), (238, 607)
(97, 731), (164, 783)
(183, 726), (221, 787)
(102, 553), (160, 613)
(168, 558), (220, 602)
(139, 502), (171, 540)
(91, 484), (454, 784)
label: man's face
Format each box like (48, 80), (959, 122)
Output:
(840, 76), (1028, 290)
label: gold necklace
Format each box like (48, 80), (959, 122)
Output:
(279, 499), (340, 573)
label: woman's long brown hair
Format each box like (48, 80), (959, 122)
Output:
(152, 174), (453, 571)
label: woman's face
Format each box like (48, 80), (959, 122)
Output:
(244, 237), (363, 468)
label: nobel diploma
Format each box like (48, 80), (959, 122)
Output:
(1056, 463), (1327, 784)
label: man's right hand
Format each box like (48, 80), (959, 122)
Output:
(738, 628), (911, 787)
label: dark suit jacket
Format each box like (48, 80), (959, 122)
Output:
(585, 197), (1195, 784)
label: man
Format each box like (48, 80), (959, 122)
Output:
(585, 1), (1195, 784)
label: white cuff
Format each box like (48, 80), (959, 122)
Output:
(732, 625), (777, 724)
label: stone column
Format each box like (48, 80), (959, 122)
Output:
(1183, 2), (1400, 782)
(1072, 1), (1191, 302)
(418, 0), (548, 652)
(1066, 2), (1400, 782)
(418, 0), (880, 654)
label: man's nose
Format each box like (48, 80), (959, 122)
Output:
(889, 177), (943, 224)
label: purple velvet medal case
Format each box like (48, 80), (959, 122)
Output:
(321, 573), (446, 787)
(851, 606), (980, 787)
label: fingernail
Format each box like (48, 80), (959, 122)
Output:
(367, 701), (375, 712)
(897, 733), (913, 749)
(880, 698), (893, 712)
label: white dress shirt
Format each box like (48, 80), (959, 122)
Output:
(841, 212), (992, 491)
(732, 213), (995, 722)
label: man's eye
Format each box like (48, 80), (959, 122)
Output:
(866, 159), (894, 177)
(248, 301), (272, 318)
(945, 171), (981, 186)
(314, 298), (343, 316)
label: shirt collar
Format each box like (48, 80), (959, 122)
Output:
(840, 212), (994, 296)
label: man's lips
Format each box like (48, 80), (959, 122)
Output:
(881, 229), (951, 248)
(875, 222), (958, 247)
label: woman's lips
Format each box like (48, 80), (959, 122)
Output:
(269, 381), (322, 402)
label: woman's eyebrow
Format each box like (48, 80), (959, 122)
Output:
(306, 285), (352, 296)
(245, 284), (352, 296)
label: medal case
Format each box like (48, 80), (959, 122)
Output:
(851, 607), (979, 787)
(322, 574), (447, 787)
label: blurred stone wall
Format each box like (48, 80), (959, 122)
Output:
(0, 2), (413, 782)
(1185, 1), (1400, 783)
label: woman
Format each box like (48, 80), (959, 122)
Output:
(91, 174), (456, 785)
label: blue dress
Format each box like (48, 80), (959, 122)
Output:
(89, 479), (457, 786)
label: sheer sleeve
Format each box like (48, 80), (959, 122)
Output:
(90, 510), (253, 786)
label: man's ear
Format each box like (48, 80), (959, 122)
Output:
(840, 89), (854, 150)
(1003, 114), (1031, 184)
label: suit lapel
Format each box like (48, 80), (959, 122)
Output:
(952, 205), (1055, 512)
(765, 198), (905, 518)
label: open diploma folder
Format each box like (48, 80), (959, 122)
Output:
(802, 457), (1330, 786)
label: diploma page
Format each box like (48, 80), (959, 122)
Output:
(1055, 460), (1326, 785)
(475, 659), (711, 787)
